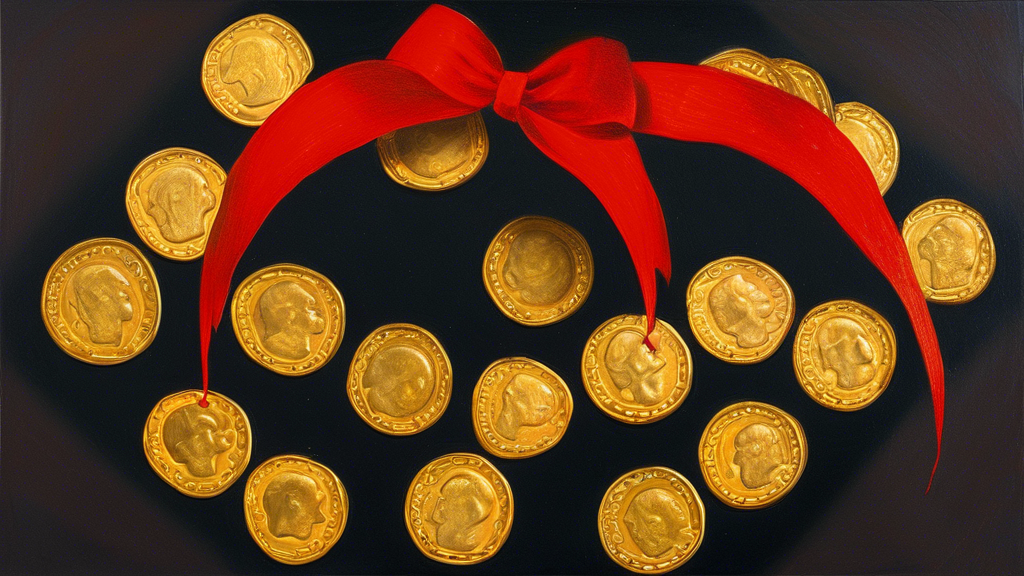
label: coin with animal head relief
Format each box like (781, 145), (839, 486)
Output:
(834, 102), (899, 195)
(231, 264), (345, 375)
(42, 238), (161, 364)
(377, 112), (489, 191)
(143, 389), (252, 497)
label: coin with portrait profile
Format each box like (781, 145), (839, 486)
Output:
(244, 455), (348, 565)
(125, 148), (226, 261)
(901, 198), (995, 304)
(581, 314), (692, 424)
(202, 14), (313, 126)
(598, 466), (705, 574)
(472, 357), (573, 459)
(377, 112), (489, 191)
(404, 453), (513, 565)
(143, 389), (252, 498)
(686, 256), (795, 364)
(41, 238), (161, 365)
(347, 323), (452, 436)
(230, 264), (345, 376)
(793, 300), (896, 411)
(834, 101), (899, 195)
(483, 215), (593, 326)
(698, 401), (807, 509)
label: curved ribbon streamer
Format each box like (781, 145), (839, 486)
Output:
(198, 4), (944, 486)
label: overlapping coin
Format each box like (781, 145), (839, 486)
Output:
(686, 256), (794, 364)
(125, 148), (226, 260)
(472, 357), (573, 458)
(698, 401), (807, 509)
(483, 215), (593, 326)
(701, 48), (833, 120)
(902, 198), (995, 303)
(598, 467), (705, 574)
(202, 14), (313, 126)
(377, 112), (489, 191)
(143, 389), (252, 497)
(41, 238), (161, 364)
(404, 453), (513, 565)
(793, 300), (896, 411)
(773, 57), (835, 120)
(834, 101), (900, 195)
(244, 455), (348, 565)
(347, 323), (452, 435)
(581, 314), (692, 424)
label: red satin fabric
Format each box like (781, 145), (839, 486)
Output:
(198, 4), (944, 485)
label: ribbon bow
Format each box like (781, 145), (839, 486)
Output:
(199, 5), (945, 487)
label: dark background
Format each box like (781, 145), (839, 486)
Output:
(2, 2), (1021, 574)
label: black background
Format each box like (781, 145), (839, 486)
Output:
(2, 2), (1022, 574)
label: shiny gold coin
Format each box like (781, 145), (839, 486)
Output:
(701, 48), (799, 96)
(347, 323), (452, 435)
(483, 215), (593, 326)
(125, 148), (226, 260)
(901, 198), (995, 303)
(143, 389), (252, 498)
(772, 57), (835, 121)
(377, 112), (489, 191)
(41, 238), (161, 364)
(793, 300), (896, 411)
(404, 453), (513, 565)
(472, 357), (573, 459)
(698, 401), (807, 509)
(231, 264), (345, 375)
(581, 314), (692, 424)
(244, 455), (348, 565)
(686, 256), (795, 364)
(202, 14), (313, 126)
(834, 102), (899, 195)
(598, 467), (705, 574)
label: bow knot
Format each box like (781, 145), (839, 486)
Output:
(494, 71), (528, 121)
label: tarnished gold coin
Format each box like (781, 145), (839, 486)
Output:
(483, 215), (593, 326)
(143, 389), (252, 498)
(772, 57), (835, 121)
(793, 300), (896, 411)
(347, 323), (452, 435)
(598, 467), (705, 574)
(581, 314), (692, 424)
(41, 238), (160, 364)
(404, 453), (513, 565)
(377, 112), (489, 191)
(231, 264), (344, 375)
(472, 357), (573, 459)
(686, 256), (795, 364)
(125, 148), (226, 260)
(244, 455), (348, 565)
(699, 401), (807, 509)
(202, 14), (313, 126)
(902, 198), (995, 303)
(834, 102), (899, 195)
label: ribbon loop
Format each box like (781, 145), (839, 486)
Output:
(494, 71), (528, 121)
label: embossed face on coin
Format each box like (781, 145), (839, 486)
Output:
(484, 216), (593, 326)
(70, 264), (134, 345)
(405, 453), (513, 564)
(599, 467), (705, 574)
(834, 102), (899, 195)
(147, 166), (215, 242)
(221, 35), (291, 107)
(256, 280), (326, 360)
(377, 112), (488, 191)
(263, 472), (327, 539)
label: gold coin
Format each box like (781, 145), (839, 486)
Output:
(901, 198), (995, 303)
(483, 215), (593, 326)
(793, 300), (896, 411)
(231, 264), (345, 375)
(377, 112), (489, 191)
(41, 238), (161, 364)
(772, 57), (835, 121)
(202, 14), (313, 126)
(125, 148), (226, 260)
(598, 467), (705, 574)
(834, 102), (899, 195)
(244, 455), (348, 565)
(347, 323), (452, 435)
(686, 256), (795, 364)
(698, 401), (807, 509)
(143, 389), (252, 498)
(701, 48), (799, 96)
(404, 453), (513, 565)
(581, 314), (693, 424)
(472, 357), (573, 459)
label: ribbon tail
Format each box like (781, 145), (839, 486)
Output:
(632, 62), (944, 487)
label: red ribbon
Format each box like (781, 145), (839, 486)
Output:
(198, 5), (944, 487)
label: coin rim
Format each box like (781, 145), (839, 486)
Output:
(834, 101), (900, 196)
(699, 48), (799, 95)
(376, 111), (490, 191)
(772, 57), (836, 121)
